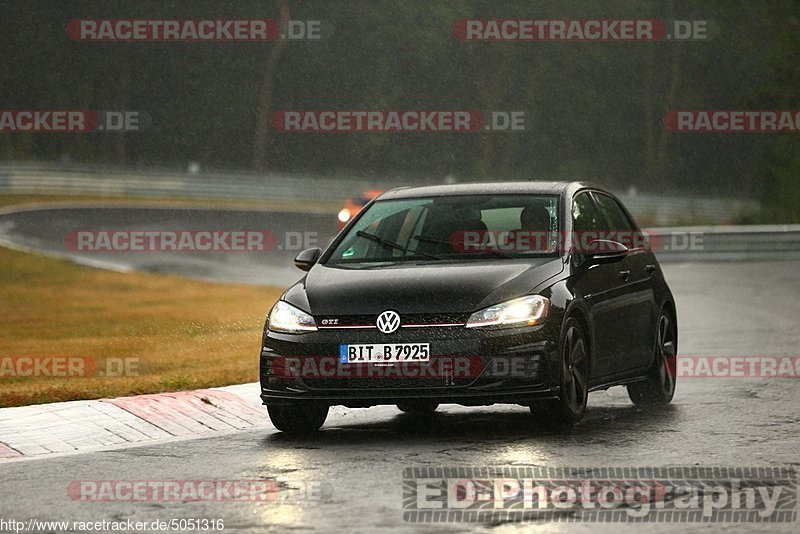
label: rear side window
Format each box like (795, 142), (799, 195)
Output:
(593, 193), (636, 231)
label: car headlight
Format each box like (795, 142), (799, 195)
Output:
(338, 208), (352, 223)
(465, 295), (549, 329)
(268, 300), (318, 333)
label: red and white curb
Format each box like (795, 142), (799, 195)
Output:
(0, 383), (267, 461)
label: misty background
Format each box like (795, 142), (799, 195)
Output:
(1, 0), (798, 222)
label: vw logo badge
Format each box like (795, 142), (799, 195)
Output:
(376, 310), (401, 334)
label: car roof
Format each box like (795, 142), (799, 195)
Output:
(377, 181), (604, 200)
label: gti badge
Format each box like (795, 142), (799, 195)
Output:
(376, 310), (401, 334)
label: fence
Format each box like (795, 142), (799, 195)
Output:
(0, 162), (758, 226)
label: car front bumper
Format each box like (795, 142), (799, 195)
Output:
(260, 321), (562, 408)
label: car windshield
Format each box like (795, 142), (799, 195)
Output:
(325, 194), (560, 264)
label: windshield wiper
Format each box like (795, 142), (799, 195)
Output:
(356, 230), (443, 260)
(412, 234), (450, 245)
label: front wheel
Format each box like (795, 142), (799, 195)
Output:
(531, 317), (590, 427)
(267, 403), (328, 434)
(627, 310), (677, 405)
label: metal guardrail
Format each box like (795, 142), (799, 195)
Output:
(0, 162), (793, 263)
(0, 163), (364, 203)
(0, 162), (758, 226)
(648, 225), (800, 261)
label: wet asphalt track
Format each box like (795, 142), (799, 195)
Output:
(0, 206), (798, 533)
(0, 205), (339, 286)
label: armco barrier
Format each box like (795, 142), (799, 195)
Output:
(0, 163), (757, 226)
(0, 163), (363, 203)
(649, 225), (800, 261)
(2, 163), (792, 262)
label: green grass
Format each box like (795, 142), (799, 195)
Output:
(0, 246), (284, 407)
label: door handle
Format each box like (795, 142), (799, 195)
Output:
(645, 264), (656, 274)
(618, 270), (631, 281)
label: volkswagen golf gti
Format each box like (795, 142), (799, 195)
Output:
(260, 182), (677, 433)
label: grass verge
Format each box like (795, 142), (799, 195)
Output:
(0, 246), (283, 407)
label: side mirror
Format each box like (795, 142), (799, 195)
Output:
(294, 247), (322, 271)
(580, 239), (628, 267)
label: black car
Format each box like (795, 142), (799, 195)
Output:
(260, 182), (677, 433)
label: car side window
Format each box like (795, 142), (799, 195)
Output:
(572, 192), (603, 232)
(593, 193), (635, 232)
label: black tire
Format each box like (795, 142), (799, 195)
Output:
(627, 309), (677, 405)
(397, 401), (439, 415)
(531, 317), (590, 427)
(267, 403), (328, 434)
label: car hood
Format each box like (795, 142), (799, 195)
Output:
(283, 258), (564, 316)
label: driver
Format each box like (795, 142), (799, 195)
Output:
(510, 205), (555, 253)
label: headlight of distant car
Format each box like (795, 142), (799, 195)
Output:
(268, 300), (318, 333)
(338, 208), (352, 223)
(465, 295), (549, 328)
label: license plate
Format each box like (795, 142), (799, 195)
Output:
(339, 343), (430, 363)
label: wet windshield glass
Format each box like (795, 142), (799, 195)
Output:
(325, 194), (560, 264)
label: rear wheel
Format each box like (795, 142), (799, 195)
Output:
(267, 403), (328, 434)
(397, 401), (438, 415)
(531, 317), (590, 427)
(627, 310), (677, 405)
